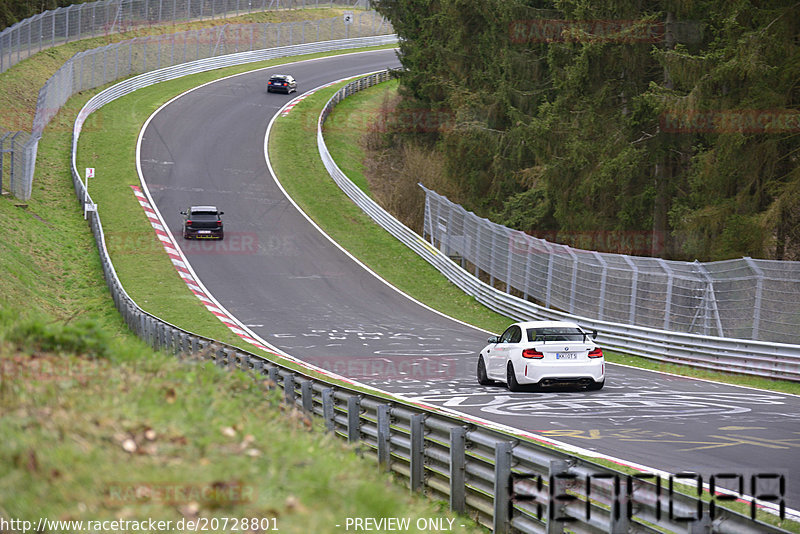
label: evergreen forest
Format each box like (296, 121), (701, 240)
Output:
(373, 0), (800, 261)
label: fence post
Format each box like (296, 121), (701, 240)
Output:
(567, 247), (578, 314)
(267, 366), (279, 388)
(449, 427), (466, 514)
(593, 251), (607, 321)
(301, 380), (313, 413)
(377, 404), (391, 470)
(410, 413), (425, 492)
(284, 373), (295, 403)
(657, 258), (674, 331)
(347, 395), (360, 442)
(546, 459), (570, 534)
(622, 255), (638, 325)
(0, 132), (9, 193)
(545, 241), (555, 308)
(322, 388), (335, 432)
(744, 257), (764, 339)
(493, 441), (513, 534)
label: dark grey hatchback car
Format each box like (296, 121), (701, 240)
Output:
(181, 206), (224, 239)
(267, 74), (297, 94)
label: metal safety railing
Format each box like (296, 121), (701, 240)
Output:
(66, 46), (793, 533)
(317, 72), (800, 383)
(1, 0), (370, 74)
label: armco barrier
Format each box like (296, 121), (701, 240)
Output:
(317, 72), (800, 382)
(69, 48), (793, 533)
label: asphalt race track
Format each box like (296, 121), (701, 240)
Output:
(138, 48), (800, 512)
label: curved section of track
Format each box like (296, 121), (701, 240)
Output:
(138, 49), (800, 511)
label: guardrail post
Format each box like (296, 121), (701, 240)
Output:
(253, 357), (265, 375)
(322, 388), (335, 432)
(493, 441), (513, 534)
(216, 347), (227, 368)
(284, 373), (295, 404)
(546, 459), (570, 534)
(688, 512), (712, 534)
(377, 404), (391, 471)
(449, 427), (466, 514)
(410, 413), (425, 492)
(301, 380), (314, 413)
(267, 366), (279, 388)
(347, 395), (361, 442)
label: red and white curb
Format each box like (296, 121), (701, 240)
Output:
(130, 185), (273, 352)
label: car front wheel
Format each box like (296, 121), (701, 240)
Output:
(477, 356), (493, 386)
(506, 362), (523, 392)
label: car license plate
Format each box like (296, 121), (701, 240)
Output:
(556, 353), (577, 359)
(198, 230), (211, 234)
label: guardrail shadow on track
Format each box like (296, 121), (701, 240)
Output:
(70, 45), (792, 533)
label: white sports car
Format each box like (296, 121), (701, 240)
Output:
(477, 320), (604, 391)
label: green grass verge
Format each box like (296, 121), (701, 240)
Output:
(274, 78), (800, 396)
(270, 81), (512, 336)
(0, 312), (483, 533)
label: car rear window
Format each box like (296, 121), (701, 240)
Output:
(190, 211), (219, 218)
(270, 77), (286, 82)
(527, 328), (584, 342)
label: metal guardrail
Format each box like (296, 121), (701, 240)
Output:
(1, 0), (370, 74)
(7, 11), (392, 201)
(316, 72), (800, 383)
(68, 49), (793, 533)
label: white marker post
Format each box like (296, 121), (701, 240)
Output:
(343, 11), (353, 39)
(84, 167), (96, 219)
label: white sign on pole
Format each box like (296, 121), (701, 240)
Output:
(343, 12), (353, 25)
(84, 168), (96, 219)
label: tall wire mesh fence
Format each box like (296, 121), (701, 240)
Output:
(2, 11), (392, 201)
(0, 129), (34, 199)
(421, 185), (800, 345)
(1, 0), (369, 73)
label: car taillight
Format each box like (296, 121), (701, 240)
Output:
(186, 220), (192, 226)
(522, 349), (544, 359)
(588, 348), (603, 358)
(217, 220), (222, 226)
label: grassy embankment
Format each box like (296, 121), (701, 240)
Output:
(0, 9), (485, 533)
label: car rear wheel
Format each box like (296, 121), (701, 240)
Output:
(506, 362), (523, 392)
(477, 356), (493, 386)
(587, 380), (604, 391)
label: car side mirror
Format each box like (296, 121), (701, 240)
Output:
(592, 330), (598, 340)
(219, 211), (224, 215)
(487, 335), (499, 344)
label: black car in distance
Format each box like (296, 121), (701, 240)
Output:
(267, 74), (297, 94)
(181, 206), (224, 239)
